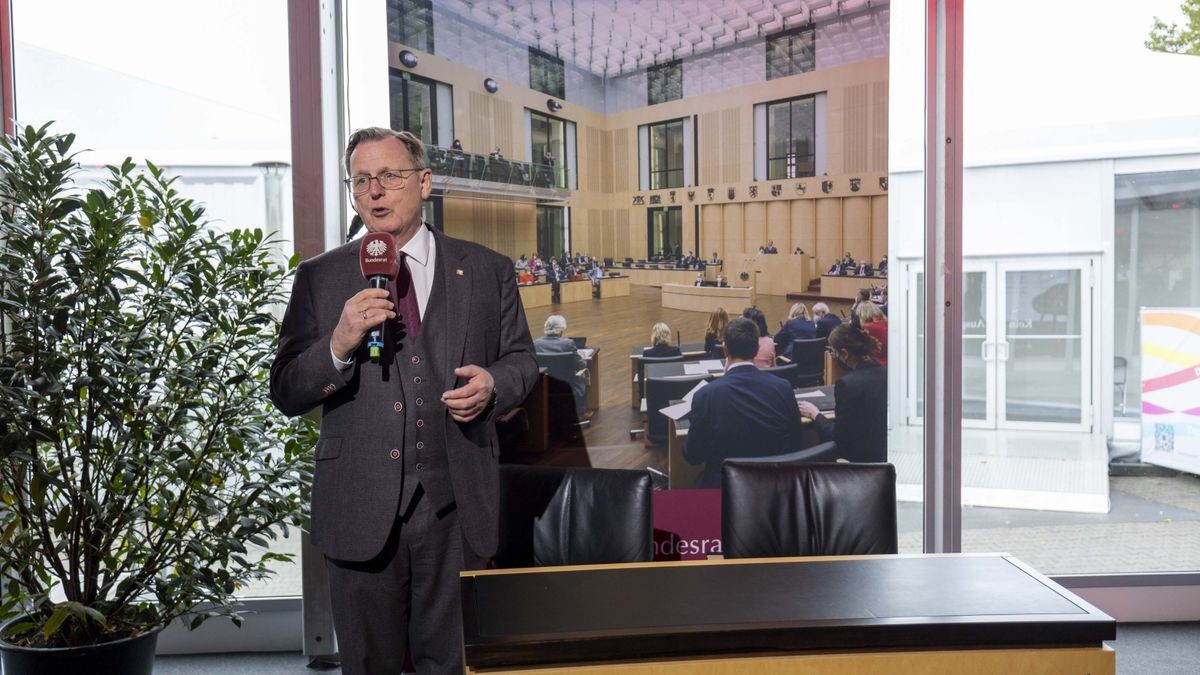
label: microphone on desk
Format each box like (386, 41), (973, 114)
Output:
(359, 231), (400, 363)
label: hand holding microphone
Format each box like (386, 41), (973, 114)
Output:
(331, 232), (399, 362)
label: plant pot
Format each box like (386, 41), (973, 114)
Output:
(0, 615), (162, 675)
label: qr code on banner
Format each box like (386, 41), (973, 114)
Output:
(1155, 424), (1175, 453)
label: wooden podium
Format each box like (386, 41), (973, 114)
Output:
(461, 554), (1114, 673)
(724, 254), (810, 296)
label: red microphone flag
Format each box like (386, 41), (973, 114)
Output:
(359, 232), (399, 280)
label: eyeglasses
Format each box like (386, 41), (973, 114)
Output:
(344, 168), (423, 195)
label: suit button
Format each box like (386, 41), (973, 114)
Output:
(416, 462), (425, 471)
(411, 356), (420, 365)
(416, 419), (424, 428)
(413, 376), (422, 384)
(416, 397), (424, 406)
(393, 401), (404, 413)
(416, 441), (425, 450)
(389, 448), (400, 460)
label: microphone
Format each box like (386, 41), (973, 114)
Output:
(359, 232), (399, 363)
(347, 215), (365, 242)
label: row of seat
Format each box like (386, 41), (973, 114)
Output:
(495, 461), (897, 568)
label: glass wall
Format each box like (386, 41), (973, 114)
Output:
(1114, 170), (1200, 416)
(388, 69), (440, 145)
(647, 206), (683, 260)
(950, 0), (1200, 577)
(536, 205), (568, 260)
(766, 96), (816, 180)
(530, 111), (569, 189)
(647, 119), (685, 190)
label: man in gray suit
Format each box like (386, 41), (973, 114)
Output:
(270, 127), (537, 674)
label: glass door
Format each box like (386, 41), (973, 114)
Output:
(996, 259), (1093, 431)
(906, 258), (1093, 431)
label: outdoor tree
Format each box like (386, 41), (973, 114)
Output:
(1145, 0), (1200, 55)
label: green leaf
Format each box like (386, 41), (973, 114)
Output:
(42, 604), (70, 639)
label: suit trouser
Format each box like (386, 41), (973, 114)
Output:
(325, 491), (485, 675)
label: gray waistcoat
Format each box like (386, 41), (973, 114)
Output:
(392, 257), (453, 516)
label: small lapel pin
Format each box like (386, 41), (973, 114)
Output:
(456, 269), (464, 276)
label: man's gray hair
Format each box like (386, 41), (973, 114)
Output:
(543, 314), (567, 337)
(344, 127), (428, 174)
(812, 302), (830, 316)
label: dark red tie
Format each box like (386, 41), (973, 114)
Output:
(393, 252), (421, 340)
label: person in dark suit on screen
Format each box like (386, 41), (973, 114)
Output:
(774, 302), (818, 359)
(533, 314), (589, 407)
(812, 302), (843, 339)
(798, 324), (887, 463)
(683, 318), (805, 488)
(269, 127), (538, 674)
(643, 322), (682, 358)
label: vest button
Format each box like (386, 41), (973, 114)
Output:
(416, 441), (425, 450)
(416, 419), (424, 428)
(413, 376), (422, 384)
(393, 401), (404, 413)
(411, 356), (421, 365)
(389, 448), (400, 460)
(416, 397), (424, 406)
(416, 462), (425, 471)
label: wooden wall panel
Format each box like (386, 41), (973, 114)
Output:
(615, 208), (631, 260)
(491, 99), (513, 157)
(701, 204), (723, 260)
(601, 129), (615, 193)
(743, 202), (766, 252)
(816, 198), (843, 270)
(843, 84), (868, 173)
(603, 209), (616, 259)
(613, 128), (632, 193)
(468, 91), (492, 152)
(870, 195), (888, 264)
(699, 111), (721, 185)
(472, 201), (492, 251)
(791, 200), (817, 256)
(842, 197), (870, 264)
(443, 197), (472, 241)
(514, 202), (536, 258)
(871, 81), (888, 173)
(722, 203), (744, 258)
(494, 200), (515, 259)
(721, 107), (742, 183)
(585, 127), (602, 193)
(766, 201), (790, 253)
(587, 207), (603, 256)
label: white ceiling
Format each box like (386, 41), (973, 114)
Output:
(435, 0), (889, 77)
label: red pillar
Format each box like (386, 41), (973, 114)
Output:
(0, 0), (15, 137)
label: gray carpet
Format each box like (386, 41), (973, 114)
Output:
(148, 622), (1200, 673)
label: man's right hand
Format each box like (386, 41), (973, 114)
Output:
(330, 288), (395, 361)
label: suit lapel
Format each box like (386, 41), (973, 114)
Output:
(434, 228), (473, 390)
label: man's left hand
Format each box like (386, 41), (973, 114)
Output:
(443, 365), (495, 423)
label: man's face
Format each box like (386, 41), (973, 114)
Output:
(349, 137), (432, 245)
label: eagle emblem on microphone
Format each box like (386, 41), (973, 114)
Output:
(365, 239), (388, 257)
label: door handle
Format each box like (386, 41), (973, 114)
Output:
(981, 341), (996, 361)
(997, 342), (1010, 361)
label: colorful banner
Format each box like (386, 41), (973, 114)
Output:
(1140, 308), (1200, 475)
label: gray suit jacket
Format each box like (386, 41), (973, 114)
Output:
(269, 226), (538, 561)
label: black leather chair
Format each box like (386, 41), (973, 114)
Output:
(535, 351), (587, 435)
(495, 465), (653, 568)
(761, 362), (801, 389)
(644, 374), (709, 446)
(721, 461), (897, 559)
(635, 354), (685, 402)
(790, 337), (827, 387)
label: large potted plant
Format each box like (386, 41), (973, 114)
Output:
(0, 123), (315, 674)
